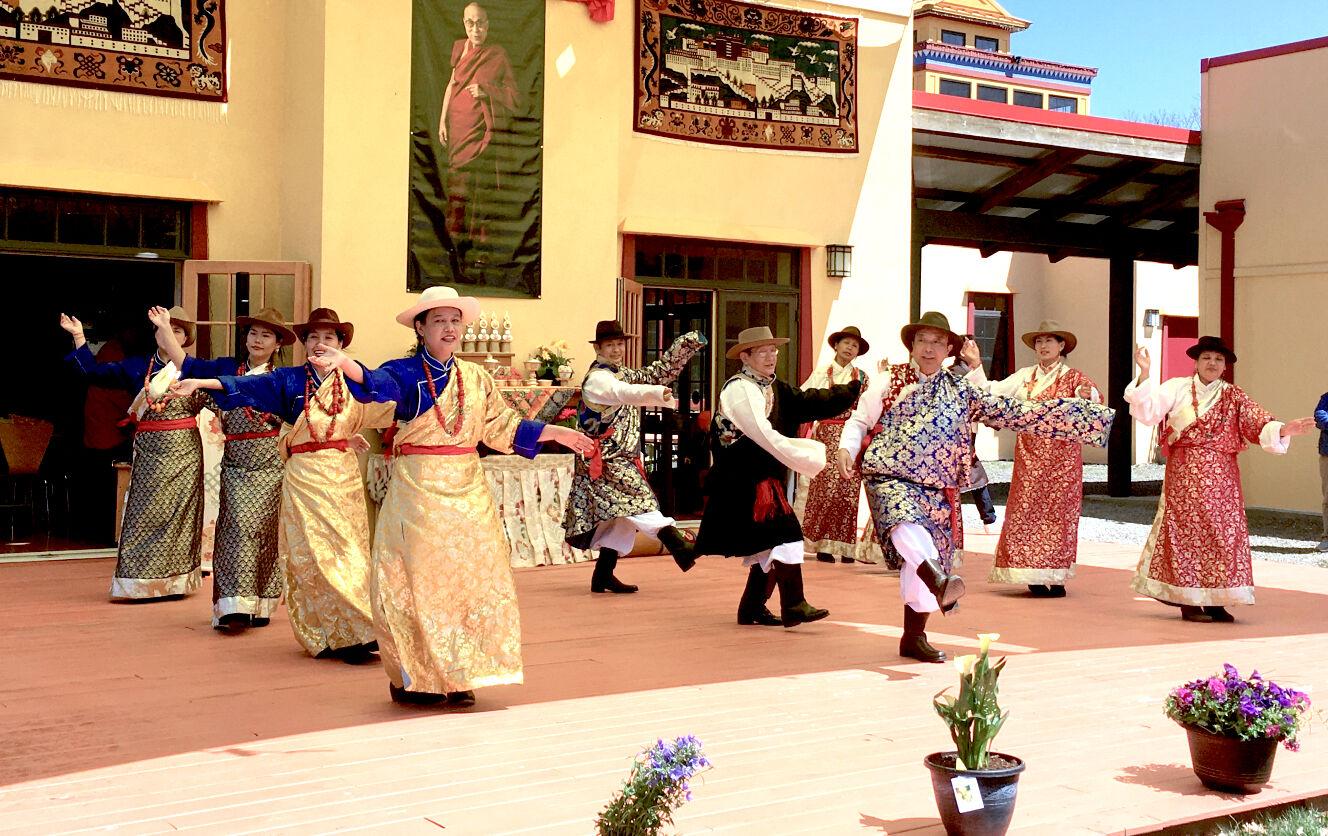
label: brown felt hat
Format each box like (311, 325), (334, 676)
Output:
(589, 320), (630, 344)
(294, 308), (354, 348)
(827, 325), (870, 355)
(900, 311), (962, 357)
(165, 306), (196, 349)
(726, 326), (788, 360)
(236, 307), (297, 346)
(1021, 319), (1077, 355)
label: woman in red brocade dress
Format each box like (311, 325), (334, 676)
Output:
(963, 321), (1101, 598)
(800, 326), (871, 563)
(1124, 336), (1313, 623)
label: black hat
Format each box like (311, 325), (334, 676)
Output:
(1186, 335), (1236, 364)
(901, 311), (962, 357)
(590, 320), (630, 344)
(827, 325), (870, 355)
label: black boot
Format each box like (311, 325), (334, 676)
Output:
(899, 606), (946, 663)
(737, 565), (781, 625)
(591, 548), (638, 594)
(917, 558), (966, 612)
(657, 526), (697, 573)
(775, 563), (829, 628)
(1205, 606), (1236, 623)
(1180, 605), (1214, 623)
(816, 552), (836, 563)
(390, 684), (447, 705)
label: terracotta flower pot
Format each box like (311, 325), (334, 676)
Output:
(924, 752), (1025, 836)
(1183, 724), (1278, 793)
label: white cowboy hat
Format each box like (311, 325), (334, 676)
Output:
(396, 285), (482, 328)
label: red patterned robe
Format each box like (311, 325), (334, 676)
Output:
(1125, 375), (1288, 606)
(974, 362), (1101, 585)
(799, 362), (869, 557)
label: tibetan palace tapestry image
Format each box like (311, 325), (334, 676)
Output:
(0, 0), (227, 101)
(407, 0), (544, 298)
(635, 0), (858, 153)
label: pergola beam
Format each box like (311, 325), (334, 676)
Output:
(968, 148), (1085, 213)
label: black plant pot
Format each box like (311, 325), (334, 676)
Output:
(924, 752), (1026, 836)
(1183, 724), (1278, 793)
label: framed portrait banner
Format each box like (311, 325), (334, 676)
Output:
(407, 0), (543, 297)
(0, 0), (227, 101)
(634, 0), (858, 153)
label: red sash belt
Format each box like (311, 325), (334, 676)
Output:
(226, 429), (280, 442)
(945, 486), (962, 550)
(289, 439), (349, 456)
(135, 417), (198, 434)
(396, 444), (477, 456)
(586, 438), (646, 481)
(819, 418), (849, 427)
(753, 477), (793, 523)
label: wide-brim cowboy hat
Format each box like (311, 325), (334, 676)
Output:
(900, 311), (962, 356)
(726, 325), (789, 360)
(236, 307), (297, 346)
(396, 285), (481, 328)
(827, 325), (870, 355)
(590, 320), (630, 344)
(165, 305), (196, 349)
(1021, 319), (1077, 355)
(294, 308), (354, 348)
(1186, 335), (1237, 364)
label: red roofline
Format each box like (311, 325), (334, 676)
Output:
(1201, 35), (1328, 73)
(913, 91), (1202, 146)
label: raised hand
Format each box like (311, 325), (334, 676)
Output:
(836, 447), (854, 480)
(958, 338), (981, 370)
(660, 387), (676, 407)
(59, 313), (86, 347)
(147, 306), (173, 330)
(1281, 416), (1316, 437)
(1133, 345), (1151, 377)
(308, 346), (345, 375)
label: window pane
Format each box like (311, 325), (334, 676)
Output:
(717, 255), (744, 282)
(199, 273), (231, 323)
(941, 30), (965, 46)
(7, 194), (57, 242)
(58, 198), (105, 245)
(195, 323), (231, 361)
(663, 252), (685, 279)
(745, 257), (769, 284)
(635, 248), (662, 277)
(1013, 90), (1044, 109)
(977, 85), (1007, 104)
(141, 204), (180, 250)
(106, 204), (141, 248)
(939, 79), (972, 98)
(975, 36), (998, 52)
(1049, 95), (1078, 113)
(261, 274), (296, 321)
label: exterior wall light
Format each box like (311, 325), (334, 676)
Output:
(1143, 309), (1160, 328)
(826, 244), (852, 279)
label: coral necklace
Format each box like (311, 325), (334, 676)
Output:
(236, 361), (277, 426)
(422, 354), (465, 435)
(304, 364), (346, 443)
(142, 355), (172, 413)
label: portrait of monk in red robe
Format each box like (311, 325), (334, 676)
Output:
(438, 2), (520, 275)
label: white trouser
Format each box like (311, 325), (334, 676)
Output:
(741, 541), (805, 573)
(590, 511), (675, 555)
(890, 522), (941, 614)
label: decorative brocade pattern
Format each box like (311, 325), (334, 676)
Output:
(212, 406), (284, 622)
(279, 371), (394, 655)
(801, 366), (869, 557)
(990, 367), (1100, 585)
(563, 331), (706, 547)
(487, 454), (591, 567)
(110, 390), (212, 600)
(372, 360), (527, 694)
(1131, 385), (1275, 606)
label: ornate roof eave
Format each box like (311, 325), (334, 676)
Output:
(914, 41), (1099, 81)
(913, 0), (1031, 32)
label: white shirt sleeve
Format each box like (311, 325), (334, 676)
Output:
(839, 373), (886, 456)
(965, 366), (1024, 398)
(1123, 377), (1177, 428)
(1259, 421), (1289, 454)
(721, 380), (827, 477)
(582, 369), (672, 409)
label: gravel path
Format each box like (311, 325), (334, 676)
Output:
(966, 462), (1328, 568)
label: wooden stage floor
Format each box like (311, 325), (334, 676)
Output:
(1, 534), (1326, 834)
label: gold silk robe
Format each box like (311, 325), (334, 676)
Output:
(372, 359), (526, 694)
(278, 371), (394, 655)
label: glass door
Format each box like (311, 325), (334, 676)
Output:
(182, 261), (313, 363)
(717, 291), (799, 382)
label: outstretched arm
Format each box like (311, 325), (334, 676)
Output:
(781, 378), (862, 424)
(623, 331), (708, 386)
(969, 385), (1115, 448)
(722, 380), (826, 477)
(583, 369), (675, 409)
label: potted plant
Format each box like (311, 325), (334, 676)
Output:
(1164, 663), (1311, 794)
(926, 633), (1025, 836)
(531, 340), (572, 382)
(595, 735), (710, 836)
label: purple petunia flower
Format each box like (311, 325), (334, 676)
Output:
(1207, 678), (1227, 698)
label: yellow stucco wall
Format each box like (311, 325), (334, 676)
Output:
(4, 0), (914, 386)
(1200, 43), (1328, 513)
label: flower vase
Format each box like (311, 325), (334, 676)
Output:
(924, 752), (1025, 836)
(1182, 724), (1278, 793)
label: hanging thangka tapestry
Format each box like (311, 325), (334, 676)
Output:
(0, 1), (227, 101)
(406, 0), (544, 298)
(635, 0), (857, 153)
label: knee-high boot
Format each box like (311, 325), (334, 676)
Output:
(657, 525), (697, 573)
(737, 565), (781, 626)
(591, 548), (638, 594)
(899, 605), (946, 663)
(775, 563), (829, 628)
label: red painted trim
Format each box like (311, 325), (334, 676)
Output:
(1201, 35), (1328, 73)
(798, 248), (812, 382)
(189, 202), (208, 260)
(913, 90), (1202, 146)
(620, 233), (635, 279)
(919, 65), (1092, 96)
(1203, 199), (1246, 384)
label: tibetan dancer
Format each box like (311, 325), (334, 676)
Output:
(158, 307), (297, 630)
(171, 309), (393, 662)
(1125, 337), (1312, 622)
(694, 326), (862, 628)
(61, 307), (210, 600)
(800, 326), (871, 564)
(963, 320), (1102, 597)
(563, 320), (708, 594)
(354, 287), (593, 706)
(838, 313), (1114, 663)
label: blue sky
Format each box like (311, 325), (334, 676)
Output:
(1001, 1), (1328, 123)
